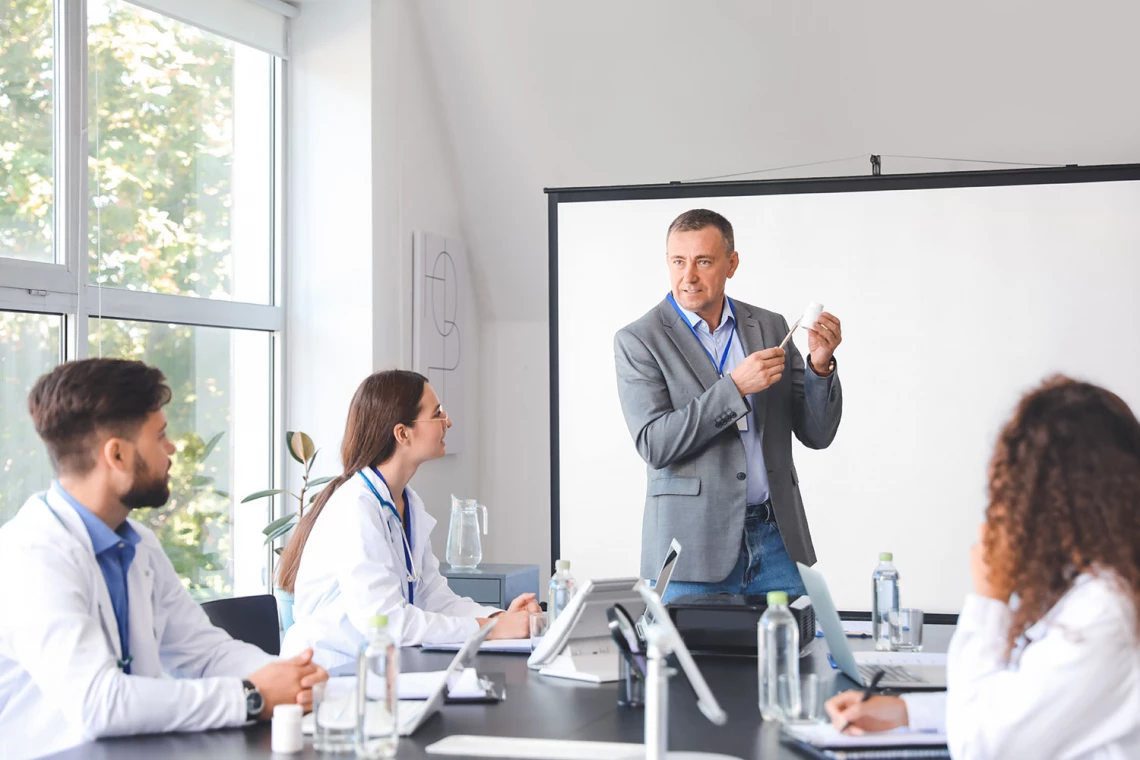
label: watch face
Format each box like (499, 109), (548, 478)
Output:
(247, 690), (264, 716)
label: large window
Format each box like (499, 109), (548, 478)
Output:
(0, 0), (287, 601)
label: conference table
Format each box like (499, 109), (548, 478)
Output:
(46, 625), (955, 760)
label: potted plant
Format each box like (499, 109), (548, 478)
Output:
(242, 431), (333, 630)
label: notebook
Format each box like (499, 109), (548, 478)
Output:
(782, 723), (948, 760)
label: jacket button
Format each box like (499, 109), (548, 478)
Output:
(736, 472), (747, 481)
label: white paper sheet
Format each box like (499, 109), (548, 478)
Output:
(426, 735), (645, 759)
(421, 638), (533, 653)
(853, 651), (948, 666)
(783, 722), (947, 749)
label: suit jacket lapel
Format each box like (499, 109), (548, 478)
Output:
(733, 300), (771, 435)
(658, 298), (720, 391)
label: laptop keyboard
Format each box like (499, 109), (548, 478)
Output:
(859, 664), (926, 684)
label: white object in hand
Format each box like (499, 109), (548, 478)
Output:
(801, 302), (824, 330)
(271, 704), (304, 754)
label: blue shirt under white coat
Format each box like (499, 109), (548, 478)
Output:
(53, 481), (140, 672)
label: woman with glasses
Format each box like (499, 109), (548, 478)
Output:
(279, 370), (538, 667)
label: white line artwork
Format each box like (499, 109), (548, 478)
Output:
(412, 232), (467, 455)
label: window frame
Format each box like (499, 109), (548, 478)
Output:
(0, 0), (288, 595)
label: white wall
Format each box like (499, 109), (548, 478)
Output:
(287, 0), (375, 477)
(288, 0), (479, 550)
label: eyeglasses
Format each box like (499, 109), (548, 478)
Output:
(404, 407), (450, 426)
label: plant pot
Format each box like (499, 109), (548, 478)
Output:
(274, 587), (295, 633)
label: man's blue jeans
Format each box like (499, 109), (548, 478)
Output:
(660, 502), (807, 603)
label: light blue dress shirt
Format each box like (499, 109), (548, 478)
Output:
(674, 296), (772, 504)
(54, 481), (141, 673)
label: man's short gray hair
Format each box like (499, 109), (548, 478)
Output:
(666, 209), (734, 255)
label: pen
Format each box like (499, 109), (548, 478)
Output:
(837, 670), (886, 734)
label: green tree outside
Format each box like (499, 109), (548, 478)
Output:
(1, 0), (272, 601)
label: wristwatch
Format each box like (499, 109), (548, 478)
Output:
(242, 679), (265, 721)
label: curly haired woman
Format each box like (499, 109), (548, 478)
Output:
(825, 376), (1140, 759)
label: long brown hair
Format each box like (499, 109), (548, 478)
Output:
(985, 375), (1140, 652)
(277, 370), (427, 592)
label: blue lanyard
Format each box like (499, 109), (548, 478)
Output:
(667, 292), (738, 376)
(358, 469), (415, 605)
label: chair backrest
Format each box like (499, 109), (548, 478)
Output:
(201, 594), (281, 656)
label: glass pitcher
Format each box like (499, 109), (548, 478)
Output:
(446, 496), (488, 570)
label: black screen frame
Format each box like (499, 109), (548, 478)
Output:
(545, 163), (1140, 603)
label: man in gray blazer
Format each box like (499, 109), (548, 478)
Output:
(614, 209), (843, 600)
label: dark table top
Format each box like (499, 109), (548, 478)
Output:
(45, 626), (954, 760)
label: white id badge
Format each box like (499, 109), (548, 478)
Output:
(737, 415), (749, 432)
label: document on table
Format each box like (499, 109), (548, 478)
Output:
(421, 638), (534, 653)
(783, 722), (947, 749)
(853, 651), (947, 666)
(315, 668), (488, 701)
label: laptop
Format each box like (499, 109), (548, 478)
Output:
(305, 618), (497, 737)
(640, 537), (682, 632)
(797, 562), (947, 690)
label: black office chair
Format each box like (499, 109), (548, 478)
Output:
(201, 594), (281, 656)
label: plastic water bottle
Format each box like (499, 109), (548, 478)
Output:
(356, 615), (399, 758)
(757, 591), (801, 722)
(872, 552), (900, 651)
(548, 559), (577, 622)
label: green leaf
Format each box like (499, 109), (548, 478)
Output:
(212, 490), (231, 500)
(263, 523), (295, 544)
(288, 431), (315, 465)
(241, 489), (297, 504)
(306, 475), (335, 488)
(306, 448), (320, 471)
(199, 431), (224, 462)
(262, 512), (297, 535)
(274, 547), (284, 556)
(189, 475), (214, 488)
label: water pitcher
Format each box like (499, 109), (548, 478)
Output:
(446, 496), (488, 569)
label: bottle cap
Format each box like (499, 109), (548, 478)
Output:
(880, 552), (893, 561)
(369, 614), (389, 629)
(274, 703), (302, 720)
(556, 559), (570, 570)
(766, 591), (788, 606)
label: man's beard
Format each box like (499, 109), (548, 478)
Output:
(120, 456), (171, 509)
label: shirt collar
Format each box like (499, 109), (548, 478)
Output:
(676, 295), (734, 335)
(52, 481), (141, 555)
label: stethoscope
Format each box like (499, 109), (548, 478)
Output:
(358, 468), (420, 605)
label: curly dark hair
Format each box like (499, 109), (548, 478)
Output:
(985, 375), (1140, 653)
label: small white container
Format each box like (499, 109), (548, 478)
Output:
(271, 703), (304, 754)
(801, 302), (824, 330)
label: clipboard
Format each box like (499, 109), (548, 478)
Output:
(444, 672), (506, 704)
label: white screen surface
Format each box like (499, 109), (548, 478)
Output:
(554, 177), (1140, 614)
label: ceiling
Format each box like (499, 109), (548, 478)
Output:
(413, 0), (1140, 320)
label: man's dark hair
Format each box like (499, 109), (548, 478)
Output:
(28, 358), (172, 475)
(666, 209), (735, 254)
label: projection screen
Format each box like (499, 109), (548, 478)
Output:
(548, 164), (1140, 614)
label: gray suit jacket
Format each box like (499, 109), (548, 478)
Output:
(614, 297), (842, 583)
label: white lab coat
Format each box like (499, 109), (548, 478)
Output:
(0, 489), (276, 760)
(898, 572), (1140, 760)
(281, 469), (499, 667)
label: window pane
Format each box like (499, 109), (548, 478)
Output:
(0, 0), (54, 263)
(0, 312), (60, 523)
(90, 319), (272, 600)
(88, 1), (273, 304)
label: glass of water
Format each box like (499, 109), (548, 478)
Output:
(313, 678), (356, 753)
(778, 673), (826, 723)
(529, 611), (549, 652)
(889, 608), (925, 652)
